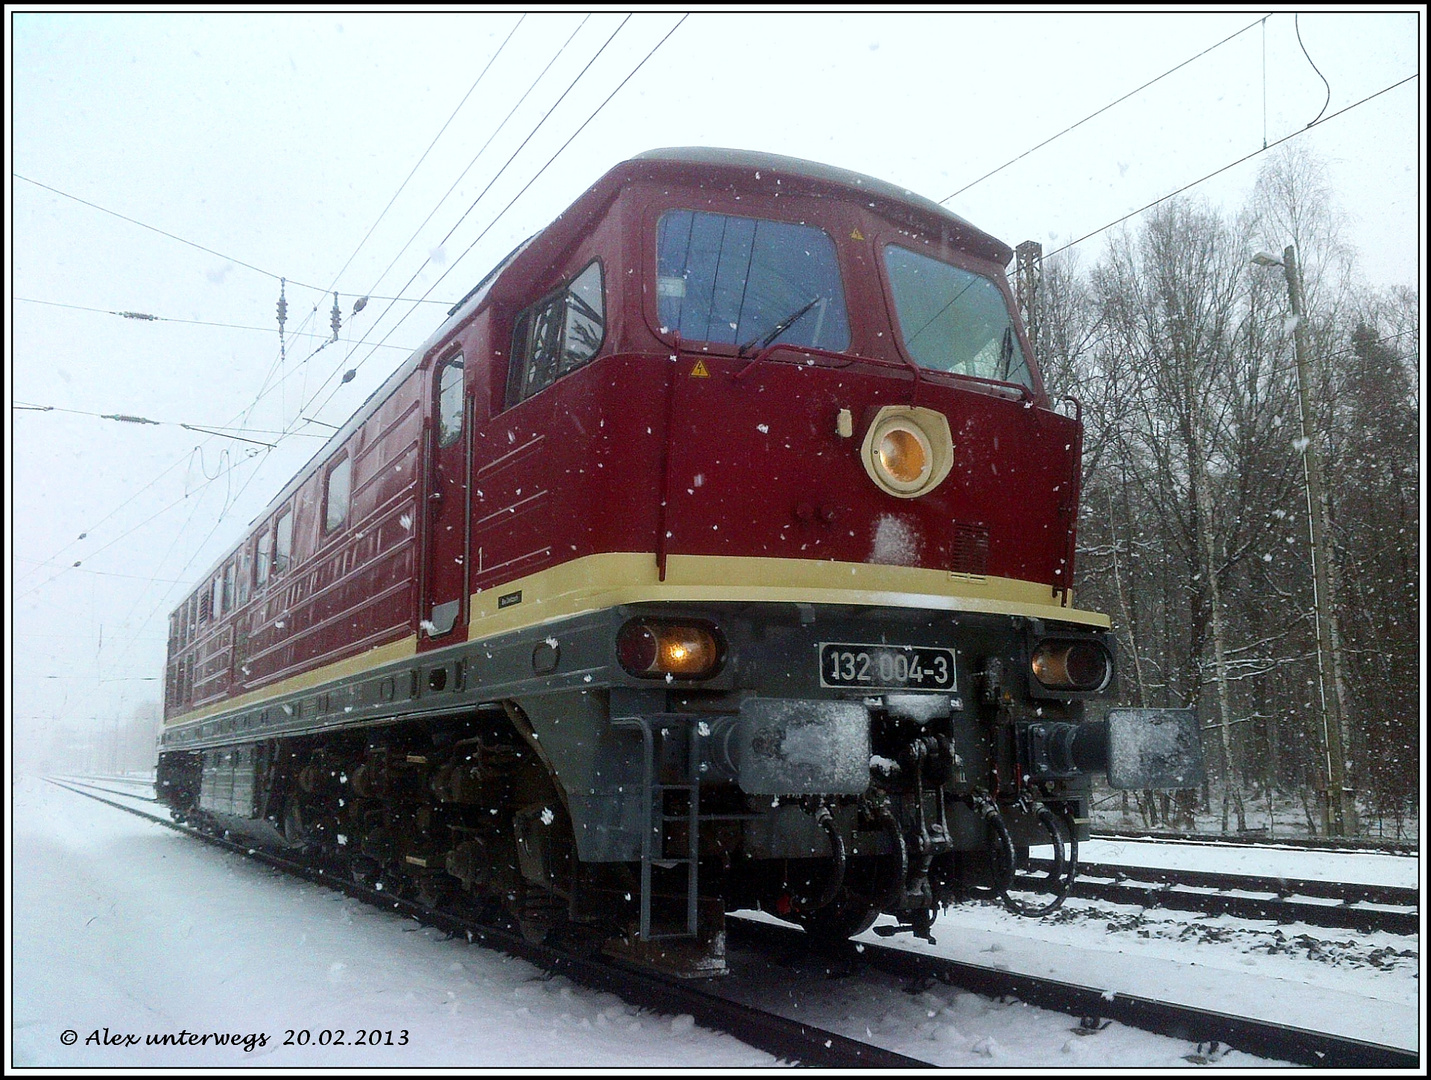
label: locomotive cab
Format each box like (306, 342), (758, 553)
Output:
(157, 148), (1201, 978)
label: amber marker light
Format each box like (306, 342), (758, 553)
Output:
(618, 620), (723, 679)
(1030, 640), (1111, 693)
(860, 405), (954, 498)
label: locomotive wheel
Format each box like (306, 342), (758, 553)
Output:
(283, 798), (314, 853)
(794, 849), (899, 948)
(374, 867), (411, 900)
(796, 890), (881, 948)
(348, 854), (380, 887)
(514, 887), (565, 945)
(413, 871), (454, 910)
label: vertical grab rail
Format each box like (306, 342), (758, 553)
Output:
(682, 720), (701, 937)
(611, 715), (657, 941)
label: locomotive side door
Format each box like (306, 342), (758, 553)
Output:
(420, 351), (470, 644)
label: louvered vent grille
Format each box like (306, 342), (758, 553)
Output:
(950, 522), (989, 577)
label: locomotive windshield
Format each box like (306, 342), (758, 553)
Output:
(884, 245), (1033, 388)
(656, 210), (850, 352)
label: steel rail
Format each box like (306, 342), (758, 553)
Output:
(1031, 859), (1419, 935)
(1092, 828), (1416, 856)
(51, 775), (161, 803)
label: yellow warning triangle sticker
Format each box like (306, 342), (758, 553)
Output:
(689, 359), (710, 378)
(851, 228), (865, 240)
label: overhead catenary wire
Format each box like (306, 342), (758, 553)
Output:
(1295, 13), (1332, 127)
(12, 401), (327, 445)
(305, 14), (686, 424)
(107, 442), (279, 676)
(1042, 73), (1417, 262)
(92, 13), (691, 705)
(297, 13), (634, 418)
(20, 269), (374, 595)
(317, 14), (528, 302)
(12, 21), (559, 613)
(12, 172), (454, 304)
(18, 14), (674, 623)
(939, 13), (1272, 204)
(222, 17), (587, 459)
(107, 14), (687, 671)
(351, 15), (593, 325)
(14, 440), (270, 602)
(28, 20), (582, 658)
(14, 296), (419, 351)
(13, 557), (200, 587)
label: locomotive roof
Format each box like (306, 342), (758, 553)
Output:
(201, 148), (1013, 593)
(627, 147), (1013, 265)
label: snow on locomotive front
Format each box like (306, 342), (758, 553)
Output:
(157, 148), (1201, 978)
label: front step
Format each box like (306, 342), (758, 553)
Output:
(603, 896), (728, 977)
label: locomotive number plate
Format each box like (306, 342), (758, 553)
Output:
(818, 643), (957, 691)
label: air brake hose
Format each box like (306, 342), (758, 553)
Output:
(809, 802), (847, 911)
(973, 794), (1019, 896)
(998, 804), (1079, 918)
(872, 800), (909, 912)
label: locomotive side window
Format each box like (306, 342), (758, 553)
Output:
(656, 210), (850, 352)
(237, 546), (251, 606)
(274, 509), (294, 575)
(883, 245), (1033, 388)
(324, 456), (351, 533)
(506, 260), (605, 406)
(255, 530), (271, 588)
(437, 356), (465, 447)
(221, 561), (235, 615)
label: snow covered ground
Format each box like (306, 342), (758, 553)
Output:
(9, 775), (1423, 1068)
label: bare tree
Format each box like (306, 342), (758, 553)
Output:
(1050, 149), (1417, 838)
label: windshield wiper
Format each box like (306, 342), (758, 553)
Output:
(737, 297), (823, 358)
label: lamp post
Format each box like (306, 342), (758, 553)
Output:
(1251, 245), (1351, 836)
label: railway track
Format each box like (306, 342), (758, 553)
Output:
(50, 775), (162, 803)
(43, 777), (923, 1068)
(1034, 858), (1419, 936)
(50, 774), (1419, 1068)
(723, 917), (1417, 1069)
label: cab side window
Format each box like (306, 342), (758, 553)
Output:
(324, 457), (352, 534)
(274, 509), (294, 575)
(506, 260), (605, 406)
(255, 530), (271, 587)
(237, 547), (251, 606)
(437, 355), (465, 446)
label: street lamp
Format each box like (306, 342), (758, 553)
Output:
(1251, 244), (1351, 836)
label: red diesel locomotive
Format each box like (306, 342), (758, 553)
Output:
(157, 148), (1200, 975)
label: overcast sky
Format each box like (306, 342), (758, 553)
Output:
(6, 10), (1422, 766)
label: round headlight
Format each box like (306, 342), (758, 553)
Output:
(617, 620), (723, 679)
(858, 406), (954, 499)
(877, 425), (931, 487)
(1030, 640), (1111, 693)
